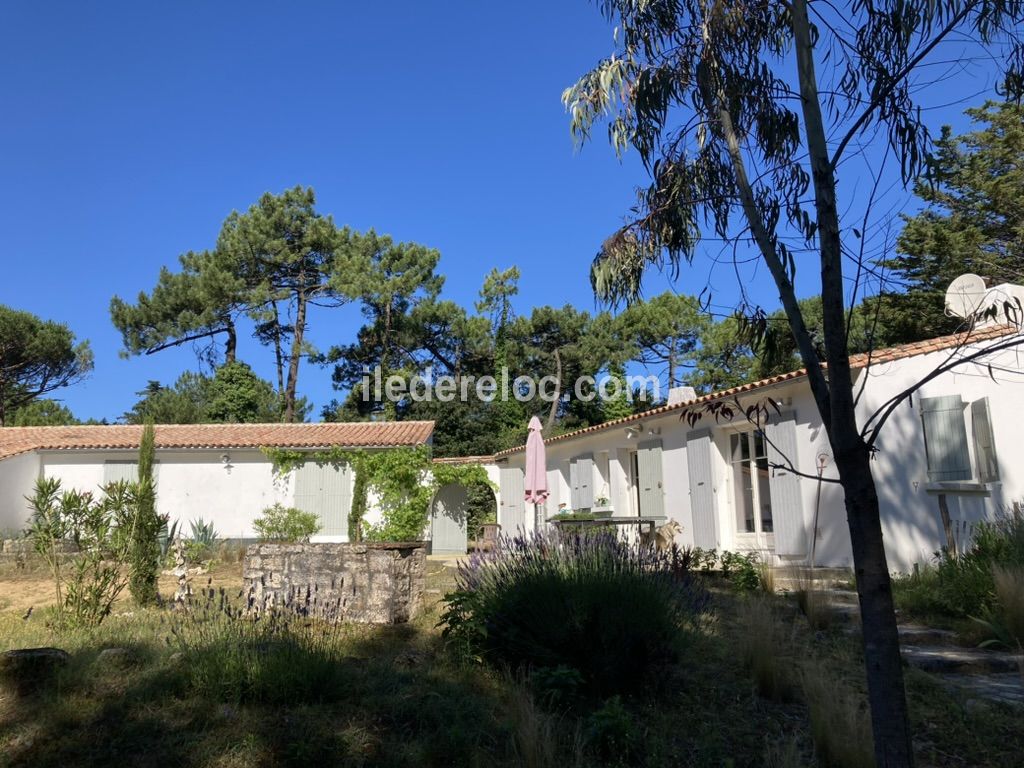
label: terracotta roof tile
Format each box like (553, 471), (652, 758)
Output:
(494, 324), (1021, 457)
(0, 421), (434, 461)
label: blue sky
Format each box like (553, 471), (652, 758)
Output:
(0, 2), (1006, 422)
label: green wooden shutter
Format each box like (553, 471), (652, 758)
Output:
(920, 396), (972, 481)
(569, 459), (580, 510)
(687, 429), (717, 548)
(103, 460), (138, 485)
(293, 462), (351, 537)
(637, 439), (664, 517)
(971, 397), (999, 482)
(499, 466), (525, 530)
(764, 413), (806, 556)
(576, 454), (594, 509)
(431, 484), (468, 554)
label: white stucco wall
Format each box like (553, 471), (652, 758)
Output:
(499, 338), (1024, 572)
(0, 451), (40, 534)
(38, 449), (289, 538)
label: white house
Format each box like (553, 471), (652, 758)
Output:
(494, 326), (1024, 573)
(0, 421), (436, 542)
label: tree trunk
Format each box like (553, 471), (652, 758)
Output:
(224, 322), (237, 364)
(271, 302), (285, 396)
(788, 1), (915, 764)
(284, 291), (306, 423)
(838, 448), (915, 768)
(668, 345), (677, 389)
(546, 347), (562, 430)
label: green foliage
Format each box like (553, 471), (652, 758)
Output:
(442, 531), (709, 698)
(885, 101), (1024, 342)
(7, 399), (80, 426)
(253, 503), (321, 542)
(169, 591), (363, 704)
(265, 446), (491, 543)
(186, 517), (219, 562)
(582, 696), (642, 764)
(618, 292), (708, 389)
(465, 481), (497, 537)
(203, 361), (285, 422)
(124, 361), (297, 425)
(127, 423), (164, 606)
(24, 477), (133, 628)
(893, 508), (1024, 633)
(723, 552), (761, 593)
(0, 305), (93, 426)
(112, 186), (352, 421)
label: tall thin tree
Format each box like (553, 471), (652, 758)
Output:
(564, 3), (1024, 765)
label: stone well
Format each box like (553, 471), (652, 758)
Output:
(242, 542), (427, 624)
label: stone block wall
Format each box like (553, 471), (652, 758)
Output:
(242, 542), (427, 624)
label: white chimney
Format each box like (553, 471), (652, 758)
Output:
(667, 386), (697, 405)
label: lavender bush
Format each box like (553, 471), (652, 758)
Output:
(441, 530), (710, 698)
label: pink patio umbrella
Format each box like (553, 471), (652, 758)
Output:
(524, 416), (549, 516)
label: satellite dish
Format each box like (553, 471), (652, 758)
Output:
(945, 274), (987, 318)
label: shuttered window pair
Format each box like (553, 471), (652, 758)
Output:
(688, 413), (806, 556)
(919, 395), (999, 483)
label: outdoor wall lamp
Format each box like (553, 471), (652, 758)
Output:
(221, 453), (233, 473)
(624, 424), (643, 439)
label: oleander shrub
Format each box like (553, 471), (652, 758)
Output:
(441, 530), (710, 698)
(253, 503), (321, 542)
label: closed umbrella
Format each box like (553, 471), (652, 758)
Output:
(524, 417), (549, 520)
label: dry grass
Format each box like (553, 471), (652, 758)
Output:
(800, 660), (874, 768)
(735, 596), (795, 702)
(992, 566), (1024, 647)
(758, 562), (776, 594)
(794, 571), (834, 632)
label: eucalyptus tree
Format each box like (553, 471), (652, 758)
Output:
(0, 306), (93, 426)
(564, 2), (1024, 765)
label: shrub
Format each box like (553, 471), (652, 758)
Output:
(25, 477), (133, 628)
(893, 507), (1024, 623)
(441, 530), (710, 698)
(253, 503), (321, 542)
(582, 695), (642, 763)
(185, 517), (218, 562)
(722, 551), (761, 592)
(979, 566), (1024, 649)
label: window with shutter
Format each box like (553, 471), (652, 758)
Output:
(971, 397), (999, 483)
(576, 454), (594, 509)
(919, 395), (972, 482)
(636, 439), (665, 517)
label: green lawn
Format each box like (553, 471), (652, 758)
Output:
(1, 562), (1021, 768)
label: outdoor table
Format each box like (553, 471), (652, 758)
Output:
(549, 516), (666, 535)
